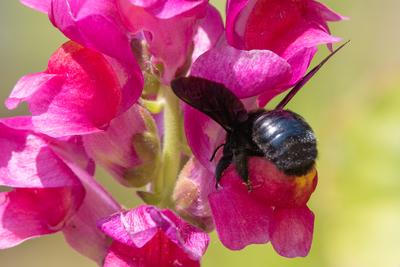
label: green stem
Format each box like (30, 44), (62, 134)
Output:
(158, 86), (182, 208)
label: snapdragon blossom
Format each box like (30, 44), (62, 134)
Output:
(98, 205), (209, 266)
(7, 41), (141, 137)
(176, 0), (344, 258)
(226, 0), (346, 103)
(0, 117), (120, 263)
(1, 0), (346, 265)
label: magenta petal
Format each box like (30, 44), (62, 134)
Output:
(257, 47), (317, 106)
(98, 205), (160, 248)
(104, 239), (200, 267)
(107, 57), (143, 114)
(184, 106), (225, 172)
(209, 170), (273, 250)
(5, 73), (64, 110)
(0, 121), (81, 188)
(9, 42), (129, 137)
(49, 0), (144, 103)
(243, 0), (343, 55)
(161, 209), (209, 260)
(20, 0), (51, 13)
(123, 0), (207, 19)
(62, 164), (121, 264)
(280, 27), (341, 62)
(98, 205), (209, 260)
(225, 0), (252, 49)
(227, 0), (344, 94)
(50, 0), (140, 68)
(174, 157), (215, 231)
(0, 187), (84, 249)
(104, 244), (132, 267)
(0, 116), (34, 131)
(49, 136), (95, 176)
(285, 46), (317, 85)
(118, 0), (208, 83)
(191, 38), (292, 98)
(191, 5), (224, 63)
(270, 206), (315, 258)
(309, 0), (348, 21)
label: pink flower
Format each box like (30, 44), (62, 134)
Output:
(174, 156), (317, 257)
(20, 0), (142, 73)
(187, 37), (292, 171)
(117, 0), (220, 83)
(184, 0), (345, 167)
(6, 41), (142, 137)
(98, 205), (210, 266)
(21, 0), (223, 84)
(82, 104), (161, 187)
(191, 38), (292, 99)
(209, 157), (317, 257)
(191, 5), (225, 64)
(226, 0), (346, 104)
(0, 117), (121, 263)
(173, 157), (215, 232)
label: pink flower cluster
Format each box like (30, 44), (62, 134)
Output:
(1, 0), (345, 265)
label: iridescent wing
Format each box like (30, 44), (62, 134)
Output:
(171, 76), (248, 132)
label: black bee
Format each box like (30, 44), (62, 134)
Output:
(171, 42), (348, 190)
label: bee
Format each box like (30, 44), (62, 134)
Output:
(171, 42), (348, 190)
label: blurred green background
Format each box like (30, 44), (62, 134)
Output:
(1, 0), (400, 266)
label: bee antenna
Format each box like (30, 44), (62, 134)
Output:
(276, 40), (350, 110)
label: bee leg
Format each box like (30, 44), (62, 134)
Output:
(233, 151), (252, 192)
(215, 154), (232, 189)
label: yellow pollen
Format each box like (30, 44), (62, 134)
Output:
(294, 167), (317, 198)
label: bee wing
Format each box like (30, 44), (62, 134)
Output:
(171, 77), (248, 132)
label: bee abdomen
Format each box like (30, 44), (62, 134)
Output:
(251, 109), (317, 176)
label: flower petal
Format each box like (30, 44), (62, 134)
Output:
(0, 187), (84, 249)
(226, 0), (344, 102)
(107, 57), (143, 115)
(173, 157), (215, 232)
(50, 0), (136, 66)
(245, 157), (317, 208)
(191, 5), (224, 63)
(123, 0), (207, 19)
(104, 238), (200, 267)
(5, 73), (64, 110)
(98, 205), (160, 248)
(191, 38), (292, 98)
(98, 205), (209, 260)
(62, 163), (121, 264)
(209, 167), (273, 250)
(20, 0), (51, 13)
(225, 0), (253, 49)
(161, 209), (209, 260)
(82, 105), (147, 186)
(49, 0), (144, 105)
(0, 120), (81, 188)
(309, 0), (348, 22)
(9, 42), (128, 137)
(243, 0), (342, 55)
(184, 106), (225, 172)
(269, 206), (314, 258)
(118, 0), (208, 83)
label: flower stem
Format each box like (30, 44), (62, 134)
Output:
(158, 86), (182, 208)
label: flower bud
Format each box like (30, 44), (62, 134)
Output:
(126, 111), (161, 187)
(173, 157), (214, 232)
(83, 104), (161, 187)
